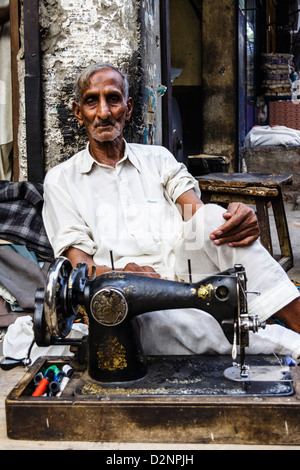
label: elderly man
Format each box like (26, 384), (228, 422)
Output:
(42, 63), (300, 356)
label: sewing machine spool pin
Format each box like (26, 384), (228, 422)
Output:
(33, 258), (266, 383)
(188, 258), (192, 283)
(109, 249), (115, 272)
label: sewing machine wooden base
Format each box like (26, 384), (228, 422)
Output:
(5, 355), (300, 445)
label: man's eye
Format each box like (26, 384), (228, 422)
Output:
(85, 97), (97, 106)
(109, 95), (121, 103)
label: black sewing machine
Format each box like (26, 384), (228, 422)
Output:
(4, 256), (297, 443)
(32, 256), (267, 384)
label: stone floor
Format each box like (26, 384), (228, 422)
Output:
(270, 201), (300, 280)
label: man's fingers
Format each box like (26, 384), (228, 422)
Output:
(227, 236), (258, 247)
(220, 210), (257, 233)
(212, 227), (258, 246)
(210, 204), (260, 246)
(123, 263), (161, 278)
(140, 265), (161, 278)
(210, 221), (258, 240)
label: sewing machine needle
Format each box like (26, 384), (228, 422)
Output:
(232, 322), (237, 360)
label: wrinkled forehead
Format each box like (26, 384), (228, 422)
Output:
(80, 68), (127, 101)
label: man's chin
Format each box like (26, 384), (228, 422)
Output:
(92, 129), (121, 143)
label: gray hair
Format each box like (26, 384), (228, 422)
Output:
(74, 62), (129, 103)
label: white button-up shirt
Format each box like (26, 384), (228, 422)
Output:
(42, 141), (300, 358)
(42, 141), (200, 278)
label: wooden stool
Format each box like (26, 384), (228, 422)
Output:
(196, 172), (294, 271)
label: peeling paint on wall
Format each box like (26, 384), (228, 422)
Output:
(17, 0), (162, 179)
(40, 0), (142, 172)
(139, 0), (162, 146)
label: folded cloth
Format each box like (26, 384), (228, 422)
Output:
(0, 180), (53, 258)
(244, 125), (300, 147)
(137, 308), (300, 361)
(0, 297), (30, 327)
(4, 312), (300, 365)
(3, 316), (89, 363)
(0, 246), (50, 310)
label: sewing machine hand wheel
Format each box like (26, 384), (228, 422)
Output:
(34, 257), (76, 345)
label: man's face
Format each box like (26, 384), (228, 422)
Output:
(73, 68), (133, 144)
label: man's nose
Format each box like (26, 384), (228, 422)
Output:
(97, 98), (111, 119)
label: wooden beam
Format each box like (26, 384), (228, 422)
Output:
(9, 0), (20, 181)
(23, 0), (44, 182)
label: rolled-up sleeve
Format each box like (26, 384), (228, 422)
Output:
(158, 147), (201, 202)
(43, 168), (97, 257)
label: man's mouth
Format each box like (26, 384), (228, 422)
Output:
(95, 122), (114, 128)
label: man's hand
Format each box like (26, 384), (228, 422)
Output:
(209, 202), (260, 247)
(121, 263), (162, 278)
(64, 247), (110, 277)
(64, 248), (162, 278)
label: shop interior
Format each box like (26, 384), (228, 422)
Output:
(169, 0), (300, 165)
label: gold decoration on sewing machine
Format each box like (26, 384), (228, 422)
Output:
(97, 335), (127, 371)
(90, 287), (128, 326)
(197, 283), (214, 300)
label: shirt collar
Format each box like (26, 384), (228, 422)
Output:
(124, 141), (142, 172)
(77, 140), (141, 173)
(77, 144), (95, 173)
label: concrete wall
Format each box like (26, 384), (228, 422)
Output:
(169, 0), (201, 87)
(201, 0), (239, 171)
(17, 0), (163, 180)
(15, 1), (245, 180)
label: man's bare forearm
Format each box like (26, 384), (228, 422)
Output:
(63, 247), (162, 278)
(63, 246), (111, 276)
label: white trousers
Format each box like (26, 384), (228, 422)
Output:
(136, 204), (300, 359)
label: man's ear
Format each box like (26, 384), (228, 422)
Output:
(125, 97), (133, 121)
(73, 101), (84, 125)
